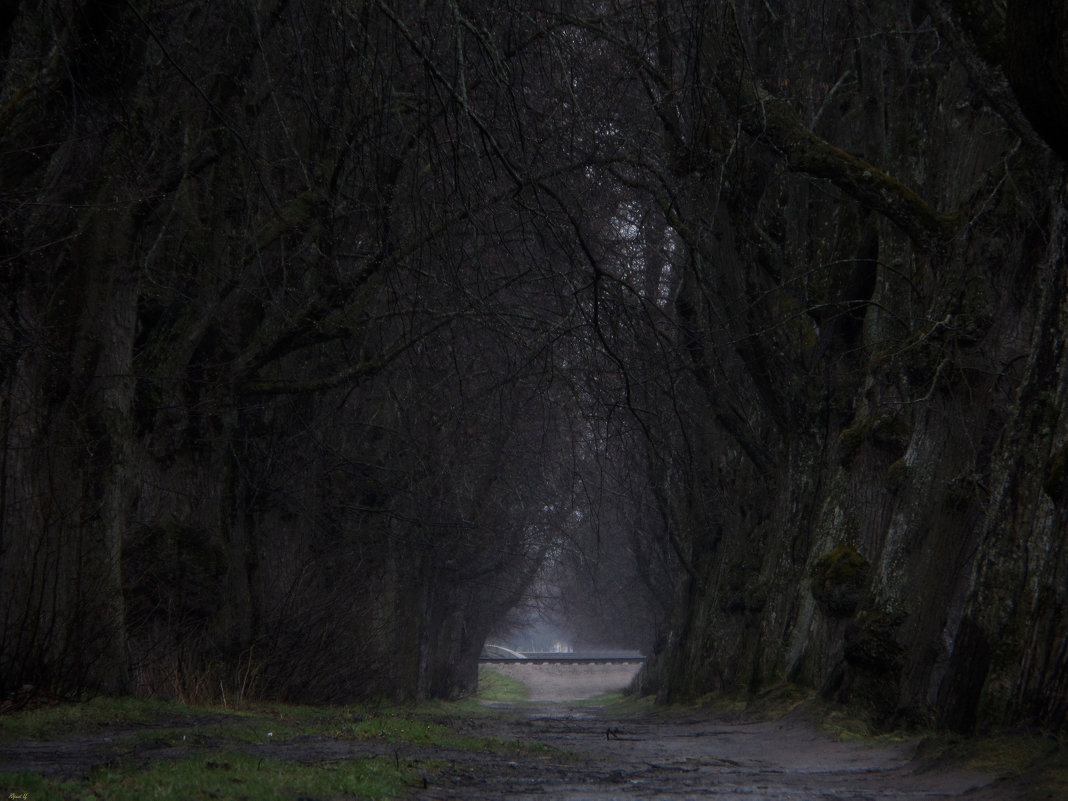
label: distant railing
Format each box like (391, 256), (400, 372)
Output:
(480, 651), (645, 665)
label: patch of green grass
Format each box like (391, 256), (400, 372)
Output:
(0, 696), (390, 747)
(475, 666), (529, 702)
(0, 687), (562, 798)
(119, 717), (299, 749)
(0, 696), (336, 750)
(407, 667), (529, 719)
(338, 714), (462, 744)
(2, 749), (417, 800)
(334, 711), (533, 755)
(0, 696), (204, 742)
(0, 691), (539, 751)
(569, 691), (630, 707)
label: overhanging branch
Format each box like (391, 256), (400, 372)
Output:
(711, 4), (960, 251)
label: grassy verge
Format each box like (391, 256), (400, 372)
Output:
(2, 750), (418, 801)
(474, 666), (529, 702)
(0, 696), (205, 743)
(0, 671), (551, 799)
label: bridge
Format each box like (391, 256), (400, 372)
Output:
(479, 647), (645, 700)
(479, 653), (645, 665)
(479, 645), (645, 665)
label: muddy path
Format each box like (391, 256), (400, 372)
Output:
(0, 700), (1016, 800)
(419, 702), (1015, 800)
(0, 661), (1023, 801)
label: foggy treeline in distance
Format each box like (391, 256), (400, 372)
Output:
(2, 1), (1067, 733)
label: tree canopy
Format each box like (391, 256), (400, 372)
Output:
(2, 0), (1067, 732)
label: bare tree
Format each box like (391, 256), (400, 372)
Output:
(556, 0), (1068, 731)
(0, 0), (592, 701)
(5, 0), (1066, 732)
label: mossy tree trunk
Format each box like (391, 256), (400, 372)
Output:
(609, 0), (1068, 732)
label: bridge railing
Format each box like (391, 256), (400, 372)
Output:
(480, 652), (645, 665)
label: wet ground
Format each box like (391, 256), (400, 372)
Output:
(420, 702), (1014, 800)
(418, 663), (1015, 799)
(0, 702), (1014, 800)
(0, 663), (1021, 799)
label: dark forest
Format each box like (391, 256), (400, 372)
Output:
(2, 0), (1067, 735)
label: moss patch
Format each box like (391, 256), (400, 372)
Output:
(886, 457), (909, 491)
(870, 413), (911, 454)
(837, 424), (869, 465)
(844, 610), (905, 672)
(811, 543), (871, 618)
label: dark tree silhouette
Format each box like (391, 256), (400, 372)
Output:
(2, 0), (1067, 733)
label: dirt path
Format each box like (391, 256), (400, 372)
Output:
(419, 702), (1014, 800)
(0, 703), (1021, 800)
(418, 664), (1015, 799)
(0, 663), (1021, 800)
